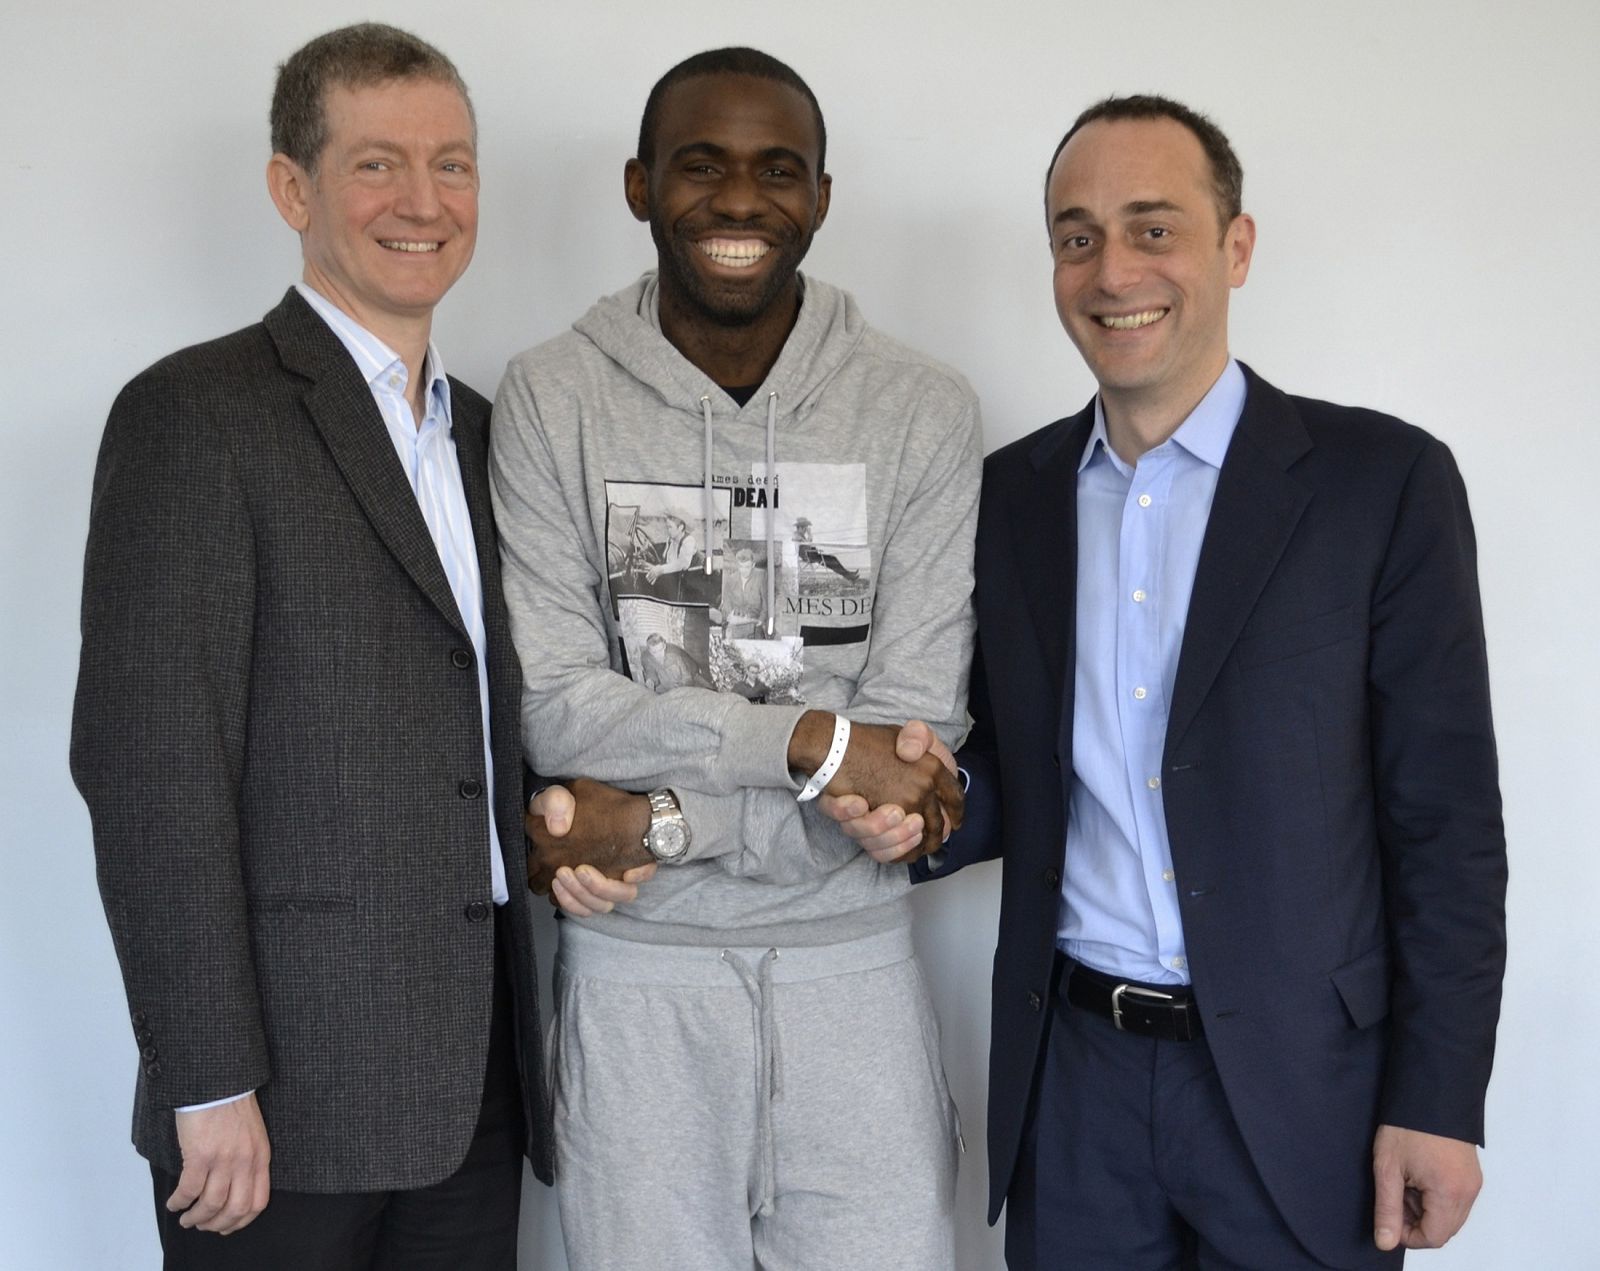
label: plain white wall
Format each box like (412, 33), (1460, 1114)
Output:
(4, 1), (1596, 1266)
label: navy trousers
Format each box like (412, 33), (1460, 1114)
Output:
(1004, 957), (1402, 1271)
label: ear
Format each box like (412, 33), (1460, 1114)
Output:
(623, 158), (650, 224)
(266, 153), (313, 234)
(812, 172), (832, 231)
(1226, 212), (1256, 287)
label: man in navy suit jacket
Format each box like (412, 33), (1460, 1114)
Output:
(828, 95), (1505, 1269)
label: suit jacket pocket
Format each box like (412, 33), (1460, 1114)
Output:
(248, 895), (356, 915)
(1235, 603), (1360, 669)
(1330, 943), (1391, 1029)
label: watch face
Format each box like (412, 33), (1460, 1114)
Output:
(652, 821), (688, 860)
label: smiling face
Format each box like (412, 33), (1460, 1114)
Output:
(268, 76), (478, 342)
(1046, 117), (1254, 427)
(625, 73), (830, 328)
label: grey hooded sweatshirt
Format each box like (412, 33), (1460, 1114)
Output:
(490, 273), (980, 947)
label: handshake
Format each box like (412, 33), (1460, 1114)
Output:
(526, 716), (959, 917)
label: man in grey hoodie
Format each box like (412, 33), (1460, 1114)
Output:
(489, 46), (980, 1271)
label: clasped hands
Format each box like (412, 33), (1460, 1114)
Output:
(526, 717), (957, 916)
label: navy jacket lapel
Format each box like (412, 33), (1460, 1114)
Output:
(264, 289), (468, 639)
(1165, 366), (1313, 753)
(1008, 406), (1093, 735)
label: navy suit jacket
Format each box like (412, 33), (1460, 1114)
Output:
(931, 365), (1505, 1266)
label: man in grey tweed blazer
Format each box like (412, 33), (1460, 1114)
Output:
(70, 24), (548, 1269)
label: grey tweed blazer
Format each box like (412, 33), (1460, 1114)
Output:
(71, 289), (552, 1191)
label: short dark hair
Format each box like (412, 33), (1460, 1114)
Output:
(1045, 94), (1243, 236)
(636, 47), (826, 175)
(270, 23), (474, 174)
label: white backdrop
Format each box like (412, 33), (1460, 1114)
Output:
(4, 2), (1596, 1267)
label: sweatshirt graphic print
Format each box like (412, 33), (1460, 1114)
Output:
(606, 462), (871, 704)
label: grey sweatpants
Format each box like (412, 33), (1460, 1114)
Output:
(551, 922), (960, 1271)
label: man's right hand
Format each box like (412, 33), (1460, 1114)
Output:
(169, 1093), (271, 1234)
(528, 781), (658, 915)
(790, 714), (963, 860)
(819, 720), (958, 862)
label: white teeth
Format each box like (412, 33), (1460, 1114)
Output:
(1097, 308), (1167, 330)
(699, 239), (770, 267)
(380, 240), (439, 253)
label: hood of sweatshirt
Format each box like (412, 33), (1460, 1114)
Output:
(573, 271), (867, 422)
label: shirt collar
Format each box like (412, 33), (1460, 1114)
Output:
(1079, 357), (1246, 474)
(295, 283), (452, 424)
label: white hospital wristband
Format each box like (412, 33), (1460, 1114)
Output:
(797, 714), (851, 803)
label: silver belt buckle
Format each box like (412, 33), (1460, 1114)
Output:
(1110, 982), (1175, 1031)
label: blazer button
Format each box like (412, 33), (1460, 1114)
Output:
(1044, 867), (1061, 889)
(451, 648), (473, 670)
(1028, 991), (1043, 1012)
(464, 901), (491, 923)
(135, 1029), (153, 1047)
(144, 1061), (163, 1078)
(458, 778), (483, 799)
(141, 1045), (158, 1061)
(131, 1010), (148, 1027)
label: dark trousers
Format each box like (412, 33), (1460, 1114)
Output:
(1004, 956), (1402, 1271)
(153, 911), (525, 1271)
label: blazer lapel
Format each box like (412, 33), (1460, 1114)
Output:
(264, 290), (468, 639)
(1007, 406), (1093, 729)
(1165, 367), (1312, 753)
(448, 392), (501, 602)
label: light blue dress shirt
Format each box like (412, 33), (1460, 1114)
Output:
(1059, 359), (1246, 985)
(297, 285), (509, 907)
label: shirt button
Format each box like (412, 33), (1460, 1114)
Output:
(1132, 589), (1146, 603)
(1138, 494), (1153, 508)
(1133, 686), (1147, 700)
(1171, 956), (1186, 970)
(1162, 869), (1175, 883)
(388, 375), (402, 390)
(1147, 776), (1161, 790)
(458, 778), (483, 799)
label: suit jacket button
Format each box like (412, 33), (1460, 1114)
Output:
(144, 1061), (163, 1078)
(131, 1010), (148, 1027)
(458, 778), (483, 799)
(451, 648), (473, 670)
(1028, 991), (1043, 1012)
(1044, 867), (1061, 889)
(141, 1045), (158, 1061)
(135, 1029), (153, 1046)
(464, 901), (490, 923)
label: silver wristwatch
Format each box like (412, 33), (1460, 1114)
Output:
(643, 788), (690, 863)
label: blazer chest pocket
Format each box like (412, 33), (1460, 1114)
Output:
(1235, 603), (1361, 669)
(1330, 944), (1391, 1030)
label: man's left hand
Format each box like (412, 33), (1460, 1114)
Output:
(526, 779), (656, 902)
(819, 720), (958, 863)
(1372, 1123), (1482, 1250)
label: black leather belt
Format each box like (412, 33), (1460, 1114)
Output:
(1063, 960), (1203, 1042)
